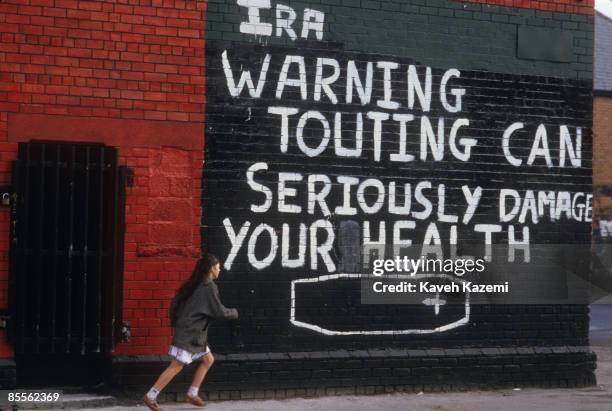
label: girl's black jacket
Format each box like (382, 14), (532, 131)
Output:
(170, 278), (238, 353)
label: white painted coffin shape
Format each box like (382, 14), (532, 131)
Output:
(290, 273), (470, 336)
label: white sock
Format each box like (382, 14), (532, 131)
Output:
(187, 386), (199, 397)
(146, 387), (160, 400)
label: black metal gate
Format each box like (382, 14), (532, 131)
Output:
(8, 141), (126, 355)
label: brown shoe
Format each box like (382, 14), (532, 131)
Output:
(185, 394), (206, 407)
(143, 394), (162, 411)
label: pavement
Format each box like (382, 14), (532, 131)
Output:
(20, 345), (612, 411)
(16, 305), (612, 411)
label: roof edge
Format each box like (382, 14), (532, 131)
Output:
(596, 10), (612, 22)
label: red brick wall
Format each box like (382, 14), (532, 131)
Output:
(0, 0), (206, 357)
(461, 0), (594, 14)
(594, 96), (612, 225)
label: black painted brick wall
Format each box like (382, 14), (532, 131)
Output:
(187, 0), (597, 395)
(206, 0), (593, 80)
(0, 358), (16, 389)
(108, 0), (598, 396)
(201, 37), (593, 351)
(113, 347), (596, 400)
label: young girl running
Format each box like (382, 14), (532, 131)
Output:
(143, 254), (239, 410)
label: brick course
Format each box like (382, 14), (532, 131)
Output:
(0, 0), (204, 122)
(112, 346), (597, 399)
(462, 0), (593, 15)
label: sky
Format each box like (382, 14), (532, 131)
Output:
(596, 0), (612, 18)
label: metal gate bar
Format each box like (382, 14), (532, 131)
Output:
(79, 147), (89, 355)
(34, 144), (45, 354)
(50, 145), (60, 352)
(65, 145), (75, 353)
(95, 147), (104, 353)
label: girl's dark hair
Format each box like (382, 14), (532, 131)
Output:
(169, 253), (220, 326)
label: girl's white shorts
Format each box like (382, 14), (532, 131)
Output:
(168, 345), (211, 365)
